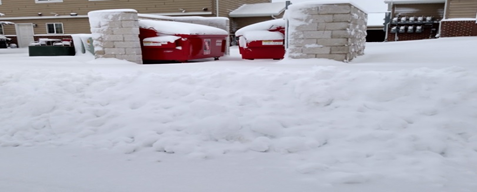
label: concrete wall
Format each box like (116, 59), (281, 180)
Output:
(88, 9), (142, 64)
(287, 3), (367, 62)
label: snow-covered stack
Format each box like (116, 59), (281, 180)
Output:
(287, 2), (367, 62)
(88, 9), (143, 64)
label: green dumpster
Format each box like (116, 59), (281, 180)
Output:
(29, 46), (76, 56)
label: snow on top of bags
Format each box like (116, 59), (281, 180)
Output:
(139, 19), (228, 35)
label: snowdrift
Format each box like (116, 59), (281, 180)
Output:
(1, 37), (477, 191)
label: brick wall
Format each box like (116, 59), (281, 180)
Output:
(287, 3), (367, 62)
(386, 24), (439, 41)
(88, 10), (143, 64)
(441, 20), (477, 37)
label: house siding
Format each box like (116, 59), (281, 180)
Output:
(1, 0), (279, 46)
(1, 18), (90, 35)
(0, 0), (213, 17)
(446, 0), (477, 19)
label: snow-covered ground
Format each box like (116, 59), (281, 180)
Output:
(1, 37), (477, 192)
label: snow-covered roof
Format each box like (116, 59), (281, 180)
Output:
(368, 12), (385, 27)
(229, 2), (286, 18)
(139, 19), (228, 35)
(383, 0), (445, 4)
(235, 19), (286, 36)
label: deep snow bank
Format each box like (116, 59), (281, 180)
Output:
(1, 65), (477, 188)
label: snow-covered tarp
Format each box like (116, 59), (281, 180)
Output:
(139, 19), (228, 35)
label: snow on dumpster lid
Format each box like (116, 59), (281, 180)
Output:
(229, 2), (286, 18)
(138, 19), (228, 35)
(143, 36), (181, 43)
(235, 19), (286, 36)
(242, 31), (284, 42)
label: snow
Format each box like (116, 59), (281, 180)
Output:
(235, 19), (285, 47)
(138, 14), (229, 24)
(139, 19), (228, 35)
(288, 0), (367, 13)
(235, 19), (286, 37)
(242, 31), (284, 42)
(143, 36), (180, 45)
(229, 2), (286, 17)
(0, 21), (14, 25)
(1, 37), (477, 192)
(368, 12), (385, 27)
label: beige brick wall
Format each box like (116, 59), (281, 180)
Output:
(89, 10), (142, 64)
(287, 3), (367, 62)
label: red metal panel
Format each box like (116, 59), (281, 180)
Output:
(239, 40), (285, 60)
(139, 28), (227, 63)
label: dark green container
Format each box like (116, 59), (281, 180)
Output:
(29, 46), (76, 56)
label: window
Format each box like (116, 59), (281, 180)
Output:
(0, 25), (4, 35)
(35, 0), (63, 3)
(46, 23), (64, 34)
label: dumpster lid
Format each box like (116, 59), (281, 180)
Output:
(139, 19), (228, 35)
(241, 31), (284, 42)
(235, 19), (286, 36)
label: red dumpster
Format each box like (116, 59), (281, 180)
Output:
(235, 19), (286, 60)
(139, 20), (228, 63)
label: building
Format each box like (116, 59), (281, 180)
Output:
(0, 0), (282, 47)
(440, 0), (477, 37)
(384, 0), (477, 41)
